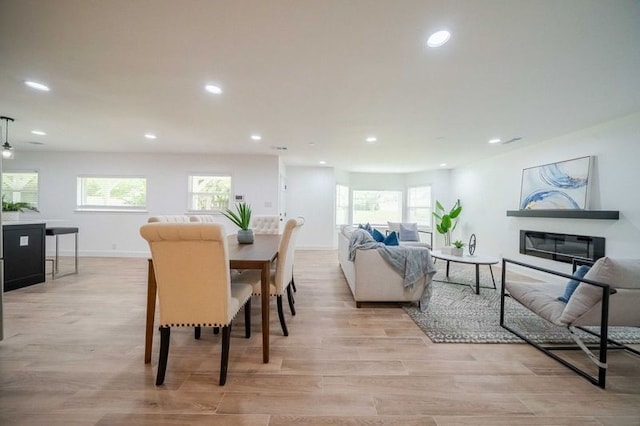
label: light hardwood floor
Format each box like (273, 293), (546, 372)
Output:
(1, 251), (639, 425)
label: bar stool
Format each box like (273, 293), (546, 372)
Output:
(46, 227), (79, 279)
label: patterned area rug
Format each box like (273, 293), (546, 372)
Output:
(404, 263), (640, 344)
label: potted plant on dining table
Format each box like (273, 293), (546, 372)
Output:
(222, 202), (253, 244)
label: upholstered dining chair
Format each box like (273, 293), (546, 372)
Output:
(233, 217), (304, 336)
(147, 215), (191, 223)
(189, 215), (216, 223)
(139, 222), (253, 386)
(252, 215), (280, 235)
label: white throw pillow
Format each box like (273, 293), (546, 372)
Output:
(399, 223), (420, 241)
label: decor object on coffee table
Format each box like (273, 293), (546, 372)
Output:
(452, 240), (465, 256)
(222, 202), (253, 244)
(468, 233), (476, 255)
(432, 199), (461, 251)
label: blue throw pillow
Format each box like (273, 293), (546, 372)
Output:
(383, 231), (399, 246)
(371, 228), (385, 242)
(358, 222), (373, 234)
(558, 265), (591, 303)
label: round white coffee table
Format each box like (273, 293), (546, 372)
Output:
(431, 250), (500, 294)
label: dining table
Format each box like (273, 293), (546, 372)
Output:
(144, 233), (280, 364)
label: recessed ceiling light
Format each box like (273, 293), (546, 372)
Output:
(488, 138), (501, 144)
(205, 84), (222, 94)
(31, 130), (46, 136)
(426, 30), (451, 48)
(144, 133), (157, 140)
(308, 142), (316, 147)
(366, 136), (377, 143)
(319, 160), (326, 165)
(251, 134), (262, 141)
(440, 163), (447, 167)
(24, 81), (50, 91)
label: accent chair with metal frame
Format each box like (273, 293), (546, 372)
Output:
(140, 222), (253, 386)
(501, 256), (640, 388)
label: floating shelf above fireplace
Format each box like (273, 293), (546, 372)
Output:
(506, 210), (619, 220)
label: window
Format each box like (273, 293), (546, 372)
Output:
(352, 190), (402, 225)
(336, 184), (349, 225)
(2, 171), (39, 209)
(77, 176), (147, 210)
(188, 175), (231, 211)
(407, 185), (432, 227)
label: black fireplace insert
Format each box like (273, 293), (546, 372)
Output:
(520, 230), (605, 264)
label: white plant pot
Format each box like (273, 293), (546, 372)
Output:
(3, 211), (19, 222)
(440, 246), (453, 255)
(452, 247), (464, 256)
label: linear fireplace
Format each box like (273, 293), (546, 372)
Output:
(520, 230), (605, 264)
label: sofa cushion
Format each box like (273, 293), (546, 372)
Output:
(383, 231), (399, 246)
(399, 223), (419, 241)
(371, 228), (385, 242)
(557, 265), (591, 303)
(559, 257), (640, 325)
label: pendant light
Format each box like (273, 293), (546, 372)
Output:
(1, 116), (15, 159)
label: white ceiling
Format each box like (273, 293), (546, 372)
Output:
(1, 0), (639, 173)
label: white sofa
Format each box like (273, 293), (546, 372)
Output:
(338, 225), (428, 307)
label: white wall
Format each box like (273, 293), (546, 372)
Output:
(5, 151), (280, 257)
(452, 112), (640, 274)
(285, 166), (335, 249)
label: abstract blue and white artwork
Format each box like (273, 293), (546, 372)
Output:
(519, 156), (591, 210)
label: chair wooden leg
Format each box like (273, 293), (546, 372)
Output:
(287, 285), (296, 316)
(213, 327), (219, 335)
(277, 295), (289, 336)
(291, 277), (297, 293)
(194, 326), (201, 340)
(220, 324), (231, 386)
(244, 298), (251, 338)
(156, 327), (170, 386)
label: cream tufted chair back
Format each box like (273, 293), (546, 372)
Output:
(189, 215), (217, 223)
(139, 222), (253, 386)
(252, 216), (280, 235)
(147, 215), (191, 223)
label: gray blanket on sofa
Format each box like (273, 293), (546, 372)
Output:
(348, 228), (436, 311)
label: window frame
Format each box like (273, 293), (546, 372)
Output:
(406, 185), (432, 228)
(351, 189), (403, 226)
(335, 184), (350, 226)
(76, 175), (148, 212)
(187, 173), (232, 213)
(2, 170), (40, 211)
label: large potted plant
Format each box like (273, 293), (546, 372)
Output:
(2, 195), (39, 221)
(222, 202), (253, 244)
(432, 199), (461, 252)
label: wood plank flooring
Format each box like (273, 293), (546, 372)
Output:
(1, 251), (639, 425)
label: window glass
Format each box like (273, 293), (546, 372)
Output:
(77, 176), (147, 210)
(407, 185), (432, 227)
(188, 175), (231, 211)
(2, 171), (39, 209)
(336, 184), (349, 225)
(352, 190), (402, 225)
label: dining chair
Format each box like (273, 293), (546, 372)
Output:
(252, 215), (280, 235)
(233, 217), (304, 336)
(147, 215), (191, 223)
(139, 222), (253, 386)
(189, 215), (216, 223)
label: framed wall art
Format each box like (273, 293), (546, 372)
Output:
(519, 156), (592, 210)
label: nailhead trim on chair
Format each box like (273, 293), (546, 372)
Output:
(159, 293), (251, 328)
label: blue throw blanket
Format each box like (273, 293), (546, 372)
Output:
(348, 228), (436, 311)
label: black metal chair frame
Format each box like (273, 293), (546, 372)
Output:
(500, 258), (640, 389)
